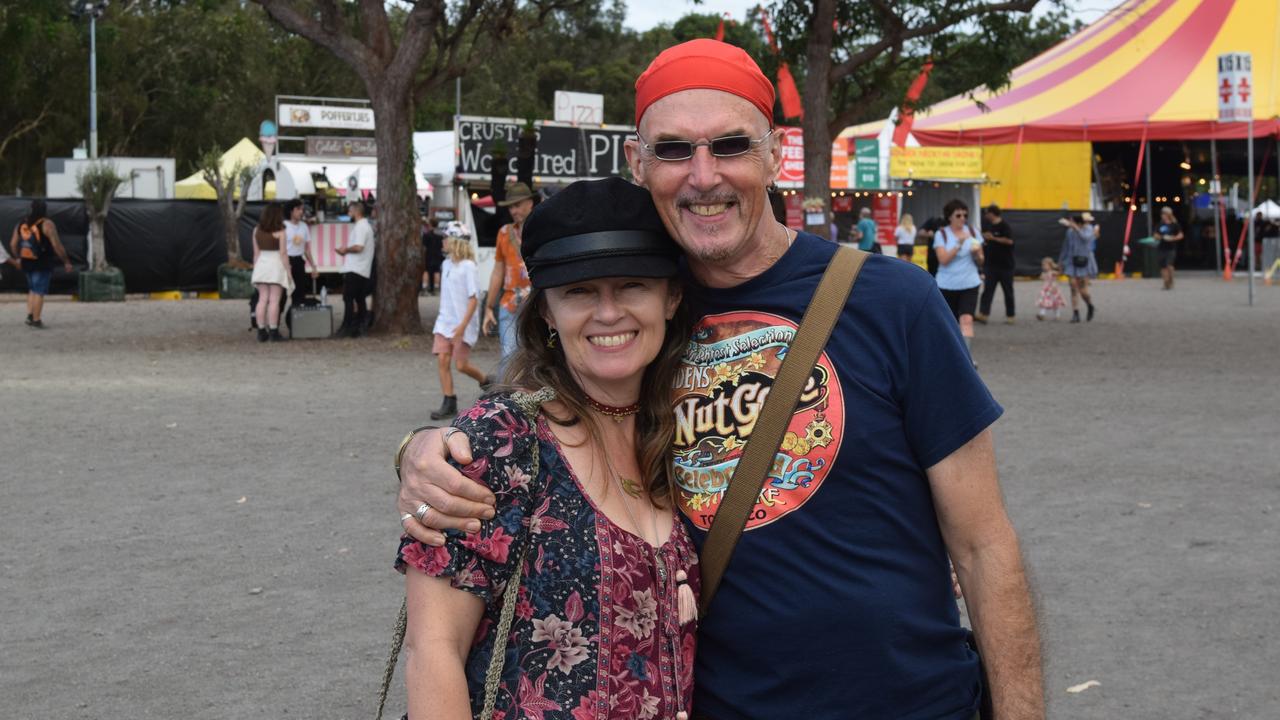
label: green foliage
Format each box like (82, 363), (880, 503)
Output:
(0, 0), (1072, 196)
(0, 1), (360, 194)
(75, 161), (125, 217)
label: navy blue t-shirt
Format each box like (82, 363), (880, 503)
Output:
(673, 232), (1003, 719)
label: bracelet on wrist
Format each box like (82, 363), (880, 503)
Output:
(395, 425), (438, 484)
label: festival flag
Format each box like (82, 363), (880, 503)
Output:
(892, 61), (934, 147)
(759, 9), (803, 120)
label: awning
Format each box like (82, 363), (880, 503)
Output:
(843, 0), (1280, 145)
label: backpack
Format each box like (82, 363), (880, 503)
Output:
(17, 219), (50, 261)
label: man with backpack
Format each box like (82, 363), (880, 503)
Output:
(9, 199), (73, 328)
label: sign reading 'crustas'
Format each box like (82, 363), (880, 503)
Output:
(455, 116), (634, 182)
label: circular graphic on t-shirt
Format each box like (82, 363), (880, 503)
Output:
(672, 310), (844, 531)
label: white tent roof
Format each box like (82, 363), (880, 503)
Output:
(1251, 199), (1280, 220)
(414, 131), (455, 186)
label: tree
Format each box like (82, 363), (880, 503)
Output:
(253, 0), (588, 335)
(769, 0), (1056, 235)
(76, 161), (124, 272)
(200, 148), (261, 270)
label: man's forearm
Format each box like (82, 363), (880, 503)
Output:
(485, 263), (504, 309)
(956, 531), (1044, 720)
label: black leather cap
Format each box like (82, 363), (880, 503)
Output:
(521, 178), (680, 289)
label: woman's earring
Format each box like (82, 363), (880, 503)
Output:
(546, 328), (558, 348)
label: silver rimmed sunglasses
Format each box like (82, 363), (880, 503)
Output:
(637, 129), (774, 161)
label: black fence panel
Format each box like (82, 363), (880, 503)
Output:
(0, 197), (273, 294)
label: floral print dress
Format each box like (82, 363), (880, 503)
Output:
(397, 392), (699, 720)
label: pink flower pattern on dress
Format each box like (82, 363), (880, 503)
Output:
(396, 394), (699, 719)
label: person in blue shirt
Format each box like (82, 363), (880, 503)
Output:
(933, 199), (984, 366)
(855, 206), (879, 252)
(396, 39), (1044, 720)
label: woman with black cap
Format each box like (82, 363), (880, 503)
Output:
(394, 177), (699, 719)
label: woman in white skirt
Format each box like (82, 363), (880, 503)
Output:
(251, 203), (293, 341)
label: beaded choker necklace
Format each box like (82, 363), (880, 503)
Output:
(584, 395), (640, 421)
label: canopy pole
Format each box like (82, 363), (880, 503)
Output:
(1230, 139), (1271, 280)
(1211, 135), (1222, 275)
(1144, 127), (1154, 238)
(1247, 120), (1255, 305)
(1121, 123), (1148, 272)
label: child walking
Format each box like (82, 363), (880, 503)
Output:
(430, 236), (486, 420)
(1037, 257), (1066, 320)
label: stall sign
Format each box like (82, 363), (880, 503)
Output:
(279, 103), (375, 131)
(854, 139), (880, 189)
(1217, 53), (1253, 123)
(873, 194), (899, 245)
(776, 127), (805, 187)
(306, 137), (378, 158)
(888, 146), (983, 180)
(455, 116), (634, 182)
(830, 139), (850, 189)
(554, 91), (605, 124)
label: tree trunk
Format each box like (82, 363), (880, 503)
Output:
(370, 89), (424, 335)
(89, 215), (108, 272)
(222, 193), (249, 269)
(802, 0), (837, 238)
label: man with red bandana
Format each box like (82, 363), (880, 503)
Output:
(398, 39), (1044, 720)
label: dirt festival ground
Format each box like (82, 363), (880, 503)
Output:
(2, 273), (1277, 719)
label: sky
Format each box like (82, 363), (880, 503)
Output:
(623, 1), (1106, 32)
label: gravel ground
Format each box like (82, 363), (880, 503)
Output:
(2, 273), (1277, 719)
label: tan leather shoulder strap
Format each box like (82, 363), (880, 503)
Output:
(697, 246), (868, 617)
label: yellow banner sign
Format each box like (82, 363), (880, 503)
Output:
(888, 146), (984, 180)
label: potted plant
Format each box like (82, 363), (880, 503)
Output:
(76, 161), (126, 301)
(199, 147), (262, 298)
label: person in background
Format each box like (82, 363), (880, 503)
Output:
(918, 214), (945, 276)
(976, 204), (1016, 325)
(855, 206), (878, 253)
(1036, 257), (1066, 320)
(250, 202), (293, 342)
(1154, 205), (1183, 290)
(892, 212), (916, 260)
(10, 199), (73, 329)
(283, 200), (319, 334)
(421, 216), (444, 296)
(933, 199), (983, 366)
(335, 200), (375, 338)
(428, 235), (486, 420)
(1058, 214), (1098, 322)
(0, 233), (20, 287)
(1083, 211), (1099, 252)
(482, 182), (536, 378)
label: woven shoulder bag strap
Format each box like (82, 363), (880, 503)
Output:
(697, 246), (868, 617)
(375, 388), (554, 720)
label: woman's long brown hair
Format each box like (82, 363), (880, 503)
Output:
(503, 282), (690, 508)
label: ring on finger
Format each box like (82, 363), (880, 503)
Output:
(414, 502), (431, 523)
(442, 427), (464, 444)
(399, 512), (414, 530)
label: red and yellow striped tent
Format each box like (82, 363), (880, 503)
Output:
(841, 0), (1280, 208)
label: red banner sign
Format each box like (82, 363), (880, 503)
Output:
(777, 127), (805, 186)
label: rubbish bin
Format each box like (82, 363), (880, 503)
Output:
(1136, 236), (1159, 278)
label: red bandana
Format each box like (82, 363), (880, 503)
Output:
(634, 39), (775, 128)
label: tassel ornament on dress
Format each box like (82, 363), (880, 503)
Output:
(676, 570), (697, 625)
